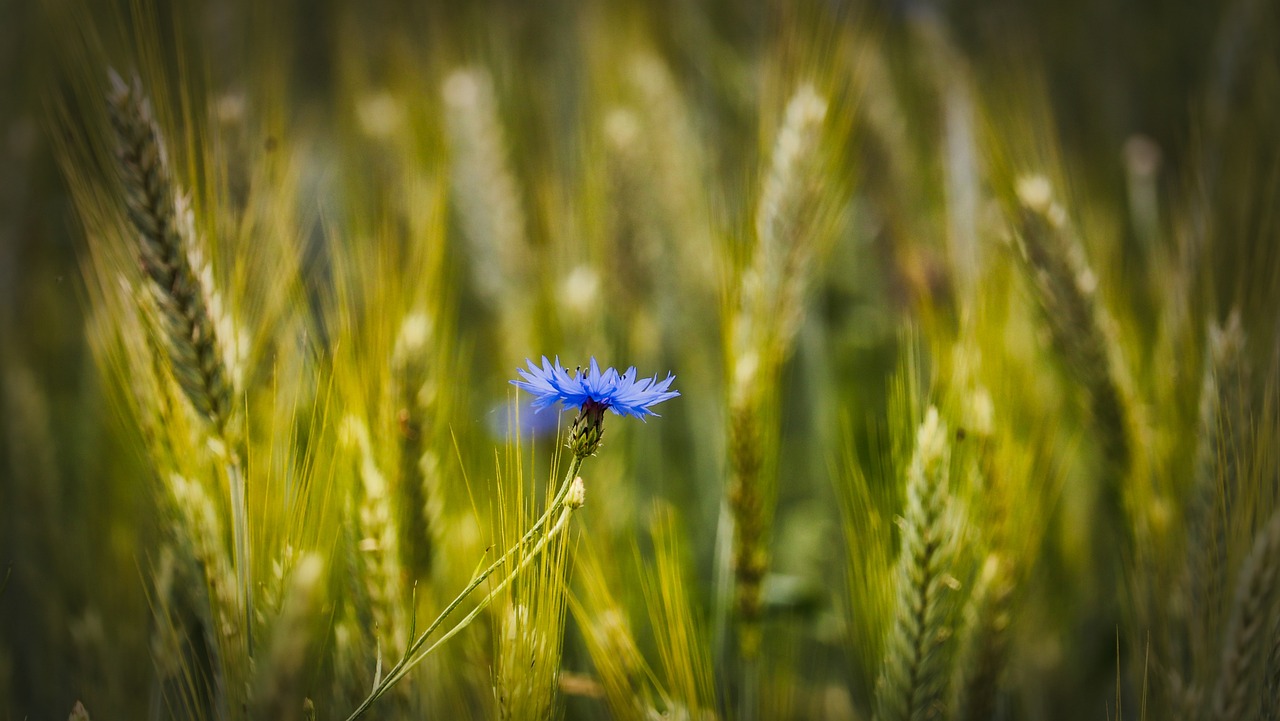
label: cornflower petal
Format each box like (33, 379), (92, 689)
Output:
(509, 356), (680, 419)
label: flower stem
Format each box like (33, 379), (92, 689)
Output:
(342, 452), (585, 721)
(376, 504), (577, 698)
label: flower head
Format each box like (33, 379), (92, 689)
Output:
(511, 356), (680, 420)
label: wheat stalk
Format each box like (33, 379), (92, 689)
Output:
(106, 70), (235, 433)
(728, 83), (829, 662)
(169, 473), (248, 718)
(441, 66), (533, 356)
(874, 407), (957, 721)
(391, 314), (442, 582)
(253, 555), (326, 721)
(1013, 175), (1130, 475)
(1210, 507), (1280, 721)
(107, 70), (254, 660)
(1180, 310), (1251, 702)
(727, 371), (767, 659)
(953, 554), (1014, 721)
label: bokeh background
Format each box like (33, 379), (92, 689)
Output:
(2, 0), (1279, 719)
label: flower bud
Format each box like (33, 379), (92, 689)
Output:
(566, 477), (586, 510)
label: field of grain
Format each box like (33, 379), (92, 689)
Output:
(2, 1), (1279, 719)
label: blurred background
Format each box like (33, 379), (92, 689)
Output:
(2, 0), (1279, 719)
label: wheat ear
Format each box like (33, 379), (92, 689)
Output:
(874, 407), (957, 721)
(441, 66), (532, 353)
(342, 417), (409, 673)
(1264, 613), (1280, 721)
(728, 83), (829, 661)
(1013, 175), (1130, 476)
(953, 554), (1014, 721)
(253, 555), (326, 721)
(169, 473), (248, 716)
(106, 70), (233, 432)
(749, 83), (829, 356)
(107, 70), (253, 656)
(1181, 311), (1251, 699)
(1210, 508), (1280, 721)
(392, 314), (441, 581)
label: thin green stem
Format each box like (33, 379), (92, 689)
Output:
(375, 504), (576, 700)
(342, 452), (585, 721)
(741, 655), (760, 721)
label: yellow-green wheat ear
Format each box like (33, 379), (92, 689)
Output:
(1210, 508), (1280, 721)
(875, 407), (959, 721)
(1175, 310), (1252, 706)
(1012, 175), (1130, 476)
(105, 69), (234, 433)
(252, 555), (327, 721)
(953, 554), (1014, 721)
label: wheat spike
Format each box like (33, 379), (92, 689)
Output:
(342, 415), (411, 711)
(391, 314), (442, 581)
(1211, 508), (1280, 721)
(106, 70), (234, 432)
(874, 407), (957, 721)
(169, 473), (248, 717)
(1264, 613), (1280, 721)
(954, 554), (1014, 721)
(728, 83), (830, 660)
(253, 555), (326, 721)
(1180, 311), (1251, 700)
(441, 68), (530, 307)
(747, 82), (830, 357)
(1013, 175), (1129, 475)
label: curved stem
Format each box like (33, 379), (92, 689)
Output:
(373, 505), (576, 699)
(343, 452), (585, 721)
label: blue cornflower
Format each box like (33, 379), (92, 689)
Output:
(511, 356), (680, 419)
(512, 356), (679, 457)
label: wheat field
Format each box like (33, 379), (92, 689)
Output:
(2, 0), (1279, 719)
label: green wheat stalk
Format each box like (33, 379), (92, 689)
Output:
(953, 554), (1014, 721)
(1012, 175), (1130, 477)
(105, 70), (234, 433)
(106, 70), (254, 661)
(728, 82), (829, 660)
(1210, 507), (1280, 721)
(391, 314), (443, 582)
(874, 407), (958, 721)
(1175, 310), (1252, 711)
(252, 555), (325, 721)
(168, 473), (248, 717)
(492, 463), (575, 721)
(343, 449), (589, 720)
